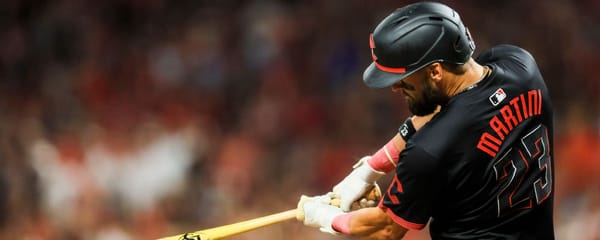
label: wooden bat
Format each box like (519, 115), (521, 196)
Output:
(158, 185), (381, 240)
(158, 209), (298, 240)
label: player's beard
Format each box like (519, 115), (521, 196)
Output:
(407, 78), (448, 116)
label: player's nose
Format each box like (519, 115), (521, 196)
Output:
(391, 82), (403, 92)
(392, 80), (415, 92)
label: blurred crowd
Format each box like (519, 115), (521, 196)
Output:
(0, 0), (598, 239)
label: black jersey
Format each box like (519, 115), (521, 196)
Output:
(379, 45), (555, 239)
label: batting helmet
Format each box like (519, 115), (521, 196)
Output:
(363, 2), (475, 88)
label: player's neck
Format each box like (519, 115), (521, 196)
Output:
(449, 60), (489, 97)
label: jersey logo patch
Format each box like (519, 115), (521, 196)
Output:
(490, 88), (507, 106)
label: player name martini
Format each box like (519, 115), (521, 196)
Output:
(477, 89), (543, 157)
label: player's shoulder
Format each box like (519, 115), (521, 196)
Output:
(476, 44), (536, 65)
(477, 44), (540, 80)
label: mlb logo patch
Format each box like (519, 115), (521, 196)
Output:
(489, 88), (506, 106)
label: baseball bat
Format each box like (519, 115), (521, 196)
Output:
(158, 185), (381, 239)
(158, 209), (298, 240)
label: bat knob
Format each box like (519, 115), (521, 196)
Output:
(179, 233), (204, 240)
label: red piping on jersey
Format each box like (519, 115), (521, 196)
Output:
(370, 34), (406, 74)
(378, 204), (426, 230)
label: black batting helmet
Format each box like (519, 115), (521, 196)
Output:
(363, 2), (475, 88)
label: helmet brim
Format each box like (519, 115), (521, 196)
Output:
(363, 62), (410, 89)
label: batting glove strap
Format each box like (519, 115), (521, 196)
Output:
(398, 116), (417, 142)
(333, 156), (385, 212)
(299, 195), (343, 235)
(351, 156), (386, 184)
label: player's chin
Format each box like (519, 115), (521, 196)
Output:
(408, 102), (437, 116)
(404, 93), (417, 104)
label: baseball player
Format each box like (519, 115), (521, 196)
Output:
(298, 2), (555, 239)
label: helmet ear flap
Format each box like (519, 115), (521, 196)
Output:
(453, 27), (475, 59)
(465, 27), (476, 52)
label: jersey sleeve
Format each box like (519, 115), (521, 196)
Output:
(378, 144), (443, 230)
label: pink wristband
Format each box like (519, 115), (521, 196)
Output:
(368, 139), (400, 172)
(331, 212), (353, 234)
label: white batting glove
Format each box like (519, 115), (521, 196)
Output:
(332, 156), (385, 212)
(297, 193), (343, 235)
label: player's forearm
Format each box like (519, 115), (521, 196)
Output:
(334, 207), (407, 240)
(412, 112), (437, 129)
(368, 113), (436, 173)
(367, 134), (405, 172)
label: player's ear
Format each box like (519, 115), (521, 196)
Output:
(426, 63), (443, 82)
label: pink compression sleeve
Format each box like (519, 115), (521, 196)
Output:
(331, 212), (353, 234)
(367, 139), (400, 173)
